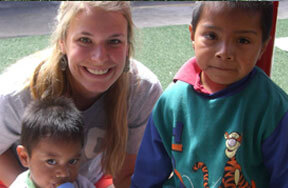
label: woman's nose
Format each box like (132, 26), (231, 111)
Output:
(90, 44), (108, 63)
(215, 41), (234, 61)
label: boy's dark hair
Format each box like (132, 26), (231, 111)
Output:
(191, 1), (274, 43)
(21, 97), (84, 155)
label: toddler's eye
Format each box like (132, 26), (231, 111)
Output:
(238, 38), (250, 44)
(46, 159), (57, 165)
(79, 37), (92, 44)
(69, 159), (79, 165)
(204, 33), (217, 40)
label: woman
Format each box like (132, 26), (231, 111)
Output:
(0, 2), (162, 187)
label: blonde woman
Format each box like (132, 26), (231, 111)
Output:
(0, 1), (162, 187)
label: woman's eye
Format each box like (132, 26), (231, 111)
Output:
(79, 37), (92, 44)
(238, 38), (250, 44)
(69, 159), (79, 165)
(46, 159), (57, 165)
(109, 39), (121, 45)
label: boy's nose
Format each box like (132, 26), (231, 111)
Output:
(55, 166), (70, 178)
(90, 45), (109, 64)
(215, 41), (234, 61)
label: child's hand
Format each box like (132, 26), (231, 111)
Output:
(57, 182), (75, 188)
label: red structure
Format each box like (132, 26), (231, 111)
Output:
(256, 1), (279, 76)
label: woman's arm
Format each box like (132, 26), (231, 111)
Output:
(113, 153), (136, 188)
(0, 148), (23, 186)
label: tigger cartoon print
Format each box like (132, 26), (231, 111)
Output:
(193, 132), (256, 188)
(224, 132), (241, 159)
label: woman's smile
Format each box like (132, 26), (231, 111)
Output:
(86, 67), (109, 75)
(81, 65), (113, 79)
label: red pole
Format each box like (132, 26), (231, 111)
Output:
(256, 1), (279, 77)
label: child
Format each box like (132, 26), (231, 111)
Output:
(10, 97), (95, 188)
(131, 2), (288, 188)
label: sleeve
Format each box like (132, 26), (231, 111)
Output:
(262, 111), (288, 188)
(9, 170), (29, 187)
(130, 115), (172, 188)
(126, 59), (162, 154)
(75, 174), (96, 188)
(0, 93), (23, 154)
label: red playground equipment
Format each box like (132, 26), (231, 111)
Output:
(256, 1), (278, 76)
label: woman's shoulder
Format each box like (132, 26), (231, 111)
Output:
(128, 59), (162, 102)
(0, 67), (32, 120)
(129, 59), (161, 86)
(127, 59), (162, 128)
(0, 87), (31, 129)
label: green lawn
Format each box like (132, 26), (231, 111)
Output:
(0, 19), (287, 92)
(134, 25), (194, 88)
(0, 35), (49, 72)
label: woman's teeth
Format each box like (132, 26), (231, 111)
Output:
(87, 68), (109, 75)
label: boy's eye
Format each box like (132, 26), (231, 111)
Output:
(46, 159), (57, 165)
(68, 159), (79, 165)
(204, 32), (217, 40)
(238, 38), (250, 44)
(79, 37), (92, 44)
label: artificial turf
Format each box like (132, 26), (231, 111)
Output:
(0, 20), (287, 92)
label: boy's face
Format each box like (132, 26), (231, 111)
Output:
(17, 138), (82, 188)
(190, 3), (268, 92)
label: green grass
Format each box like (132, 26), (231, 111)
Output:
(134, 25), (193, 88)
(271, 47), (288, 92)
(0, 35), (49, 72)
(0, 20), (287, 92)
(276, 19), (288, 38)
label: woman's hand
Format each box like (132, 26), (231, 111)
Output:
(113, 153), (136, 188)
(0, 148), (23, 186)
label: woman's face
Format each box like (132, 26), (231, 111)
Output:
(61, 7), (129, 100)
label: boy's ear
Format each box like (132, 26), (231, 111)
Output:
(189, 25), (195, 49)
(16, 145), (30, 168)
(189, 24), (195, 41)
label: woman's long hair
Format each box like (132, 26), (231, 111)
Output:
(30, 1), (134, 177)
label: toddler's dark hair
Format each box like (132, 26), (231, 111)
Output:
(21, 97), (84, 155)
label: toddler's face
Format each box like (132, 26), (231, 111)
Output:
(190, 3), (268, 92)
(27, 138), (82, 188)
